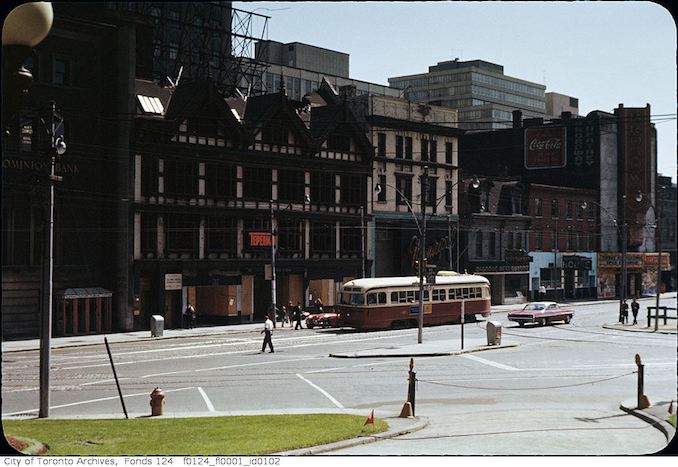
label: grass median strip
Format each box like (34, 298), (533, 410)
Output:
(3, 414), (388, 455)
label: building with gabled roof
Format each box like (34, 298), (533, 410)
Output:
(131, 77), (374, 327)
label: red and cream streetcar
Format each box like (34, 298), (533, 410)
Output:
(337, 271), (491, 330)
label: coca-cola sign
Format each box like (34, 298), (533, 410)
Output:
(524, 126), (566, 169)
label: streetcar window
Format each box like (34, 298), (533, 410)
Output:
(367, 293), (377, 305)
(392, 291), (398, 303)
(378, 292), (387, 304)
(448, 288), (457, 300)
(423, 290), (429, 301)
(341, 292), (365, 305)
(462, 288), (469, 299)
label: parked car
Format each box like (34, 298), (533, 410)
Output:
(305, 309), (340, 329)
(507, 301), (574, 326)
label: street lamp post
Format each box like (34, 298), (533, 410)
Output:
(417, 166), (429, 344)
(375, 173), (479, 344)
(580, 200), (627, 321)
(269, 200), (277, 329)
(360, 205), (366, 278)
(447, 214), (452, 270)
(269, 195), (310, 328)
(3, 2), (55, 419)
(636, 189), (665, 331)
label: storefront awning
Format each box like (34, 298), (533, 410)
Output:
(58, 288), (112, 299)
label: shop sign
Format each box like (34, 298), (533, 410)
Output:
(562, 255), (592, 269)
(472, 263), (529, 273)
(164, 273), (182, 290)
(644, 253), (671, 270)
(248, 231), (272, 248)
(525, 126), (566, 169)
(598, 253), (644, 269)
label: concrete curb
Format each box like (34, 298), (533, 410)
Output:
(276, 416), (429, 455)
(329, 343), (519, 359)
(602, 324), (676, 335)
(619, 402), (676, 442)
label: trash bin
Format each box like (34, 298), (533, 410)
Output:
(487, 320), (501, 346)
(150, 315), (164, 337)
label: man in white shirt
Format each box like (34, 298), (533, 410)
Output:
(260, 315), (274, 353)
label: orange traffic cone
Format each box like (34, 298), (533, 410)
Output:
(364, 409), (375, 426)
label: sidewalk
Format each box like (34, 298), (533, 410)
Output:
(620, 399), (676, 443)
(3, 292), (675, 353)
(602, 321), (677, 334)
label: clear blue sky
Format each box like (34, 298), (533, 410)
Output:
(233, 1), (676, 183)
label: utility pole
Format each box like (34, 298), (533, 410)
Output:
(553, 219), (558, 299)
(40, 101), (65, 418)
(654, 187), (664, 332)
(270, 200), (276, 328)
(456, 217), (460, 272)
(39, 102), (58, 418)
(620, 194), (627, 322)
(360, 205), (366, 278)
(418, 166), (429, 344)
(447, 214), (452, 270)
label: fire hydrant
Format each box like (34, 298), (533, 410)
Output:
(150, 387), (165, 416)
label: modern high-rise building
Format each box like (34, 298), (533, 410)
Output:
(240, 41), (400, 101)
(389, 59), (546, 130)
(256, 40), (349, 78)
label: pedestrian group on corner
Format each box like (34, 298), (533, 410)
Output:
(620, 297), (640, 325)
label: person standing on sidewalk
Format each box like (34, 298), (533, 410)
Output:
(280, 305), (287, 328)
(260, 315), (274, 353)
(294, 302), (303, 330)
(621, 299), (629, 324)
(631, 298), (640, 325)
(184, 303), (195, 329)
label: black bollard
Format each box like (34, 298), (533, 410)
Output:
(407, 357), (416, 416)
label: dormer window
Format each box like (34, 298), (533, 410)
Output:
(327, 131), (350, 152)
(137, 95), (165, 115)
(262, 122), (288, 146)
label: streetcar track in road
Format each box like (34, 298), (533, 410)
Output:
(498, 325), (673, 346)
(46, 330), (445, 371)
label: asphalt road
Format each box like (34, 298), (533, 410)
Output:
(2, 297), (676, 455)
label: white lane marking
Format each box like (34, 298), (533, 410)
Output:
(197, 387), (215, 412)
(2, 386), (39, 394)
(305, 367), (346, 374)
(3, 386), (195, 416)
(194, 357), (321, 373)
(145, 357), (321, 378)
(296, 373), (344, 409)
(2, 378), (124, 394)
(462, 354), (518, 371)
(53, 332), (418, 371)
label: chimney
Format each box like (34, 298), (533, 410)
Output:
(512, 110), (522, 129)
